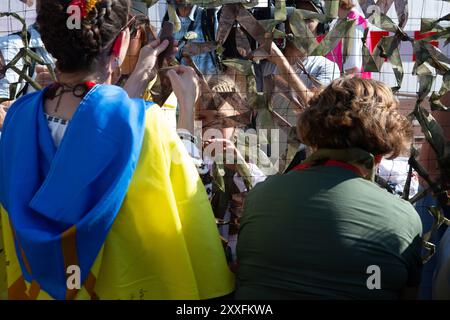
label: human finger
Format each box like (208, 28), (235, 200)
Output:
(153, 39), (169, 55)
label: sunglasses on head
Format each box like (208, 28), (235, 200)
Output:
(120, 14), (137, 33)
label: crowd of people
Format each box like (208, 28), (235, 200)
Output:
(0, 0), (448, 300)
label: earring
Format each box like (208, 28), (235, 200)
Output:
(112, 56), (122, 80)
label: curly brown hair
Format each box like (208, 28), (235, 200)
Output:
(297, 77), (413, 158)
(36, 0), (129, 72)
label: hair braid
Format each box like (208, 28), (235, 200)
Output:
(37, 0), (129, 72)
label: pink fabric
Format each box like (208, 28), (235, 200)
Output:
(317, 10), (373, 78)
(317, 36), (343, 73)
(348, 10), (372, 78)
(347, 10), (367, 27)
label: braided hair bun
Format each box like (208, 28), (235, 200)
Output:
(37, 0), (129, 72)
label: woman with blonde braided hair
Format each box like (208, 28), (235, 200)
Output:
(0, 0), (234, 300)
(236, 77), (423, 299)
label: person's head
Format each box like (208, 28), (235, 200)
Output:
(287, 0), (327, 36)
(339, 0), (355, 11)
(338, 0), (354, 18)
(297, 77), (413, 159)
(36, 0), (130, 80)
(197, 74), (244, 140)
(175, 0), (192, 16)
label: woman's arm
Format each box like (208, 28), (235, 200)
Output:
(166, 65), (214, 198)
(267, 43), (315, 106)
(166, 65), (200, 134)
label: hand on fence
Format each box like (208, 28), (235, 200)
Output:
(167, 65), (200, 134)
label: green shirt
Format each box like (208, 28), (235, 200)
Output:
(236, 165), (423, 299)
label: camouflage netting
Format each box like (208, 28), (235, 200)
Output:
(1, 0), (450, 262)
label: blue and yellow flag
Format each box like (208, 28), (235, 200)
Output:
(0, 85), (234, 300)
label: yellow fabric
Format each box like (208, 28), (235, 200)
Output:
(160, 92), (178, 130)
(0, 106), (234, 300)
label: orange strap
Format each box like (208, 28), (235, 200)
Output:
(8, 218), (40, 300)
(61, 225), (99, 300)
(8, 222), (99, 300)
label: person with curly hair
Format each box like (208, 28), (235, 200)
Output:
(235, 77), (423, 299)
(0, 0), (234, 300)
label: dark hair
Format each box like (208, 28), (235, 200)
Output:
(298, 77), (413, 158)
(37, 0), (129, 72)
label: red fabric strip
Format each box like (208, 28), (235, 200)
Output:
(293, 160), (362, 177)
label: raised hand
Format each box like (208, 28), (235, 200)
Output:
(124, 39), (178, 98)
(166, 65), (200, 134)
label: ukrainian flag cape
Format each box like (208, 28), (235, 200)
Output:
(0, 85), (234, 300)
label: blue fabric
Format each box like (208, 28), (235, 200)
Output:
(0, 85), (150, 299)
(172, 7), (218, 76)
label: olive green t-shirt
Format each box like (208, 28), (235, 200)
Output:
(236, 165), (423, 299)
